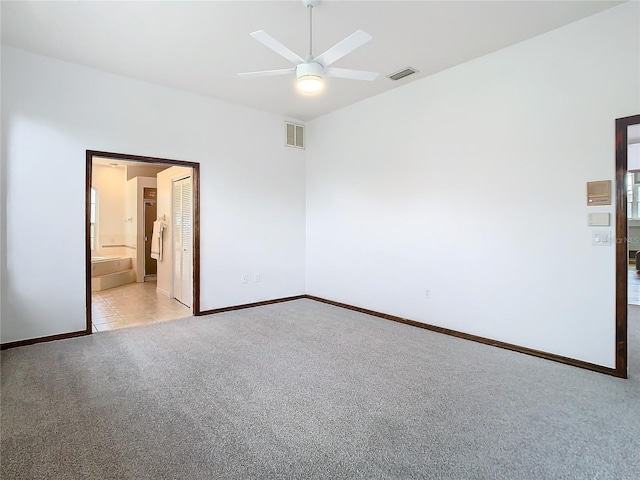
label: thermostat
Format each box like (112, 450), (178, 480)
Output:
(587, 180), (611, 206)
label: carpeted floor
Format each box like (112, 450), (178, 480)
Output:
(2, 299), (639, 479)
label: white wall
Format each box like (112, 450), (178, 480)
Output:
(306, 3), (639, 368)
(156, 166), (192, 297)
(1, 46), (306, 343)
(124, 177), (138, 270)
(1, 4), (637, 370)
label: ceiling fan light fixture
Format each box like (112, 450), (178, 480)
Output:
(297, 75), (324, 93)
(296, 61), (324, 93)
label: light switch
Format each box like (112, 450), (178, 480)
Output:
(588, 212), (610, 226)
(592, 231), (612, 246)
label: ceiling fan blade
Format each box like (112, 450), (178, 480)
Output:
(324, 67), (379, 81)
(237, 68), (295, 78)
(250, 30), (304, 66)
(313, 30), (372, 67)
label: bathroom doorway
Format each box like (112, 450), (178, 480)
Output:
(85, 150), (201, 333)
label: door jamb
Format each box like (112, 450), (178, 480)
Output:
(615, 114), (640, 379)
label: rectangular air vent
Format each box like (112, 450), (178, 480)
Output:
(285, 122), (304, 149)
(388, 67), (418, 81)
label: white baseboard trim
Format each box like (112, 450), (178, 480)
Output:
(156, 287), (171, 298)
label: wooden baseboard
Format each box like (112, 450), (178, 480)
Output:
(305, 295), (623, 378)
(1, 330), (90, 351)
(2, 295), (623, 378)
(198, 295), (307, 316)
(1, 295), (307, 351)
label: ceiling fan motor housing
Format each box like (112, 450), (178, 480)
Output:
(296, 62), (324, 80)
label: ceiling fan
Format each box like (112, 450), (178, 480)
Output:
(238, 0), (379, 94)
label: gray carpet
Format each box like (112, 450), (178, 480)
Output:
(1, 299), (639, 479)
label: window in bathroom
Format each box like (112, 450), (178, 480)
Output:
(90, 187), (97, 251)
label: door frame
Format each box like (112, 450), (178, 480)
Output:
(85, 150), (201, 333)
(615, 114), (640, 379)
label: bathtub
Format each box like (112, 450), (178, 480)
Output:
(91, 256), (135, 291)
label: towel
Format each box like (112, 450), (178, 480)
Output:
(151, 220), (166, 261)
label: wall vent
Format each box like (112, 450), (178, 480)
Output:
(285, 122), (304, 149)
(387, 67), (418, 81)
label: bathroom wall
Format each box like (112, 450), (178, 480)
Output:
(91, 164), (127, 257)
(124, 175), (138, 270)
(94, 167), (160, 280)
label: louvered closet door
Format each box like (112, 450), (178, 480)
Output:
(172, 177), (193, 308)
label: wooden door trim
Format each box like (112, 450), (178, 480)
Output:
(615, 114), (640, 379)
(86, 150), (201, 334)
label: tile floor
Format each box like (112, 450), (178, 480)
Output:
(91, 279), (192, 332)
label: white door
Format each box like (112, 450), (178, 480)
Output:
(172, 176), (193, 307)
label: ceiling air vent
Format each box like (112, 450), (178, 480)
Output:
(285, 122), (304, 149)
(388, 67), (418, 81)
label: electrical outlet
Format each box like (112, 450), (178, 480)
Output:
(425, 289), (431, 298)
(241, 274), (248, 284)
(254, 273), (260, 283)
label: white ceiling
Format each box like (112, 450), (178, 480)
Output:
(0, 0), (624, 122)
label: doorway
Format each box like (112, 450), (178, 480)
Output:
(144, 188), (158, 278)
(615, 114), (640, 379)
(85, 150), (201, 333)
